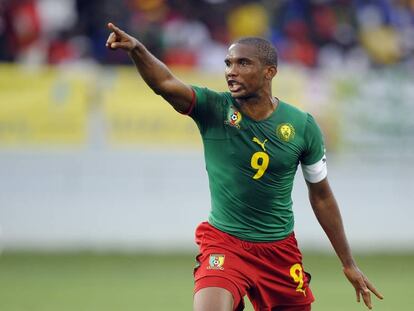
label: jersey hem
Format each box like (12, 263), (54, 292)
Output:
(208, 220), (294, 243)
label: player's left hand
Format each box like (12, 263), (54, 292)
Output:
(343, 265), (383, 309)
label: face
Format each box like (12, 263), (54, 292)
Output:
(280, 125), (291, 140)
(224, 43), (274, 99)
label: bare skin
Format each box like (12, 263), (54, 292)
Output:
(106, 22), (383, 310)
(106, 23), (193, 113)
(306, 179), (383, 309)
(224, 43), (278, 121)
(193, 287), (234, 311)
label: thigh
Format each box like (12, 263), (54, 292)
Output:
(272, 304), (311, 311)
(193, 286), (234, 311)
(193, 223), (252, 310)
(246, 233), (314, 309)
(194, 276), (245, 311)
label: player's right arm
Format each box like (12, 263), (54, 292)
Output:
(105, 22), (194, 114)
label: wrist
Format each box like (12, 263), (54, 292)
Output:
(342, 259), (357, 270)
(129, 39), (143, 53)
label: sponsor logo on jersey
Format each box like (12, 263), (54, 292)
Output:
(207, 254), (225, 270)
(252, 137), (268, 151)
(225, 106), (242, 129)
(276, 123), (295, 142)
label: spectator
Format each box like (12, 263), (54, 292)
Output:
(0, 0), (413, 69)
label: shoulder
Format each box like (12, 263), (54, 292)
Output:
(277, 100), (311, 131)
(190, 86), (233, 124)
(192, 86), (231, 103)
(279, 100), (308, 118)
(275, 100), (323, 144)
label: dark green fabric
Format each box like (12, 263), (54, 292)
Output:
(190, 86), (325, 241)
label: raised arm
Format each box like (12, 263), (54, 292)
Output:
(105, 22), (194, 114)
(306, 178), (383, 309)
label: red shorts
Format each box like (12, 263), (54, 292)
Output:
(193, 222), (314, 311)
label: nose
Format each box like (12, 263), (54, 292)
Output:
(225, 64), (238, 77)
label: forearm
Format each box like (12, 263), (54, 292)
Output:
(312, 191), (385, 307)
(128, 43), (175, 95)
(106, 23), (193, 112)
(309, 184), (356, 268)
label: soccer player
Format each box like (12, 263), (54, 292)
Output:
(105, 22), (383, 311)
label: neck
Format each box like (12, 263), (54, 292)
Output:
(236, 93), (278, 121)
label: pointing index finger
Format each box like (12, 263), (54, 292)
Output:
(107, 22), (122, 35)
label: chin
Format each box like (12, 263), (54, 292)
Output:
(229, 90), (247, 99)
(230, 91), (253, 100)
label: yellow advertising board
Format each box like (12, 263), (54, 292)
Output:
(0, 64), (337, 149)
(101, 66), (314, 148)
(0, 64), (89, 146)
(101, 67), (228, 148)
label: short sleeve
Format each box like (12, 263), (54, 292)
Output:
(301, 114), (325, 165)
(300, 114), (327, 183)
(189, 86), (226, 134)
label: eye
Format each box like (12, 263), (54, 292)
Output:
(240, 59), (249, 66)
(224, 60), (230, 67)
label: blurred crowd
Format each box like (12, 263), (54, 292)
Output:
(1, 0), (414, 70)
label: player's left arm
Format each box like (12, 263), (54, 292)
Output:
(306, 178), (384, 309)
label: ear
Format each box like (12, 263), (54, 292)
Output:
(264, 65), (277, 80)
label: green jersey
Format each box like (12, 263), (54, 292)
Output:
(189, 86), (325, 242)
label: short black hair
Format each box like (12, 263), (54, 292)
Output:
(234, 37), (278, 67)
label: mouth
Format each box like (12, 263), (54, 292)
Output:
(227, 80), (243, 93)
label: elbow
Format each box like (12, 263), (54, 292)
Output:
(309, 196), (321, 211)
(150, 80), (172, 96)
(152, 86), (163, 95)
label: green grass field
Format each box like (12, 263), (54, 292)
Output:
(0, 251), (410, 310)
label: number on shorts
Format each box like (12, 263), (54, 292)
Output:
(250, 151), (269, 180)
(290, 263), (306, 296)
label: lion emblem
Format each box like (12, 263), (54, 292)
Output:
(276, 123), (295, 142)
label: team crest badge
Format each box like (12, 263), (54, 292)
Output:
(225, 106), (242, 129)
(276, 123), (295, 142)
(207, 254), (225, 270)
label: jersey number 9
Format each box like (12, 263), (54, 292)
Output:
(250, 151), (269, 179)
